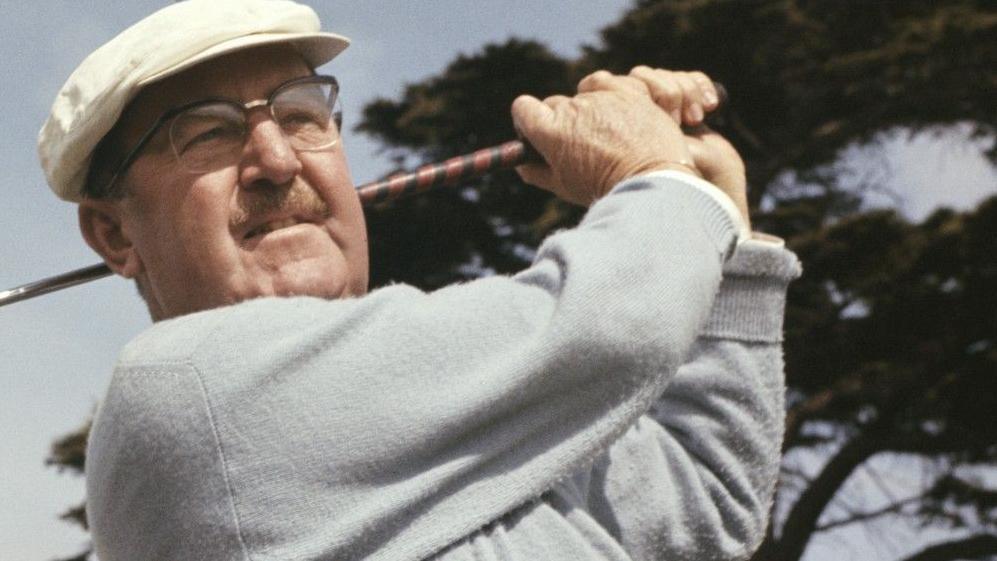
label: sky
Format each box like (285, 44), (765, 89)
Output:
(0, 2), (994, 561)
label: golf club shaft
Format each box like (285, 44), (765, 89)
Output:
(0, 140), (539, 308)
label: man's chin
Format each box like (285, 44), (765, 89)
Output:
(264, 261), (353, 301)
(237, 228), (358, 299)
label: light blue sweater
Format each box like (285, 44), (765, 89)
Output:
(86, 172), (801, 561)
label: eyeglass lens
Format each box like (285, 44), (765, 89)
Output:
(168, 80), (341, 173)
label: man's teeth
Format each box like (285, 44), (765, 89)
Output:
(249, 218), (300, 237)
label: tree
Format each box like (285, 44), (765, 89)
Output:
(47, 422), (91, 561)
(355, 1), (997, 559)
(757, 197), (997, 561)
(49, 1), (996, 560)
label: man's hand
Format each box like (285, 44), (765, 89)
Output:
(512, 67), (749, 228)
(511, 72), (696, 206)
(625, 67), (749, 227)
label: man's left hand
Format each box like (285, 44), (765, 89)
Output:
(581, 67), (750, 228)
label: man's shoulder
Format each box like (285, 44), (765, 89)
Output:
(114, 290), (416, 368)
(117, 302), (236, 368)
(116, 296), (315, 367)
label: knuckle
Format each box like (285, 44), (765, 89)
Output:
(542, 94), (571, 112)
(654, 68), (675, 80)
(690, 71), (712, 85)
(676, 72), (697, 89)
(621, 75), (650, 93)
(578, 69), (614, 92)
(658, 82), (682, 103)
(571, 93), (594, 108)
(586, 69), (613, 83)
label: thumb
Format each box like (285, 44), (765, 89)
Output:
(511, 95), (556, 148)
(510, 95), (560, 190)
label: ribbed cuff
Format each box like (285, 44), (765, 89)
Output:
(700, 239), (802, 343)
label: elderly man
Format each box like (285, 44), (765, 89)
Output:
(39, 1), (800, 560)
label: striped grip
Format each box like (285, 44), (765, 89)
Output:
(357, 140), (537, 207)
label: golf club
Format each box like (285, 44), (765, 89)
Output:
(1, 82), (728, 308)
(0, 139), (540, 308)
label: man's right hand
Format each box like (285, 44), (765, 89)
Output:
(511, 71), (696, 206)
(511, 68), (749, 228)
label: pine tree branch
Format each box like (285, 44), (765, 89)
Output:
(754, 424), (890, 561)
(898, 534), (997, 561)
(815, 495), (922, 532)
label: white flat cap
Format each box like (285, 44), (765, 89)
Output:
(38, 0), (350, 202)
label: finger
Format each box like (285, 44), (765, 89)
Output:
(688, 71), (719, 110)
(628, 66), (682, 122)
(509, 95), (565, 194)
(511, 94), (557, 141)
(542, 94), (574, 111)
(684, 126), (719, 176)
(512, 94), (578, 179)
(577, 70), (649, 97)
(684, 124), (731, 173)
(684, 126), (751, 224)
(675, 72), (705, 125)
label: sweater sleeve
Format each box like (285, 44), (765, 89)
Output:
(581, 239), (801, 561)
(87, 173), (740, 561)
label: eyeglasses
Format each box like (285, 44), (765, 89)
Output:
(104, 75), (342, 193)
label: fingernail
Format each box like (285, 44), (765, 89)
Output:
(690, 104), (704, 123)
(704, 89), (718, 107)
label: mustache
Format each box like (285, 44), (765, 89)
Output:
(230, 181), (331, 230)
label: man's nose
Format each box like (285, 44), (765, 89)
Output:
(239, 117), (302, 189)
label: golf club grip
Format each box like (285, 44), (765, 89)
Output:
(355, 140), (538, 206)
(356, 80), (728, 206)
(1, 81), (729, 308)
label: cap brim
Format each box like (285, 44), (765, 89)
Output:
(138, 31), (349, 87)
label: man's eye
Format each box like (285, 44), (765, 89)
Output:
(281, 110), (325, 127)
(179, 125), (239, 152)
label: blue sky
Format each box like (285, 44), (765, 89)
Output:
(0, 2), (993, 560)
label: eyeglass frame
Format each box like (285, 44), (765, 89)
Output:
(101, 74), (342, 195)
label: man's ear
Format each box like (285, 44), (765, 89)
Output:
(78, 200), (142, 278)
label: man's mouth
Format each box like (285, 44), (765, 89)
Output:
(234, 184), (333, 242)
(244, 217), (311, 240)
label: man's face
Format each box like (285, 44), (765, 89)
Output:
(94, 46), (369, 320)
